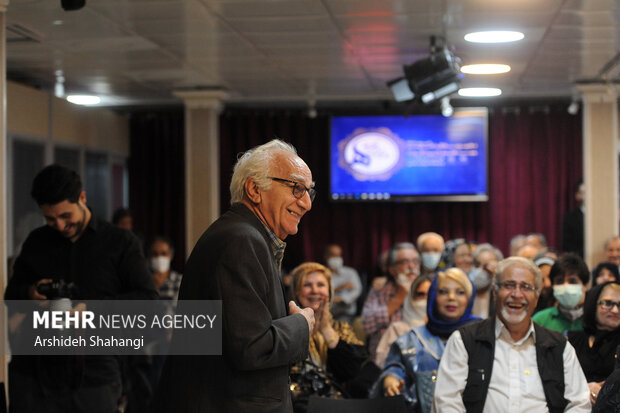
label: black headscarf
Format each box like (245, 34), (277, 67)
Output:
(582, 281), (620, 339)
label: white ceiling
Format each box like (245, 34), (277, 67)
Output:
(5, 0), (620, 108)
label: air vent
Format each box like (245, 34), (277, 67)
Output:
(7, 23), (44, 43)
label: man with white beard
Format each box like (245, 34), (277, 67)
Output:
(361, 242), (420, 360)
(433, 257), (591, 413)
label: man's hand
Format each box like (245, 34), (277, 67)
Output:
(28, 278), (53, 300)
(289, 301), (315, 335)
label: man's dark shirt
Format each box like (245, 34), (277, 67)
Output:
(5, 213), (158, 388)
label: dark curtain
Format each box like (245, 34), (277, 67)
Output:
(128, 110), (186, 272)
(219, 105), (582, 275)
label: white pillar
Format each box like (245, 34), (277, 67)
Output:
(578, 83), (619, 268)
(0, 0), (9, 396)
(173, 90), (228, 257)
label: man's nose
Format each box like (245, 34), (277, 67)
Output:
(55, 220), (66, 231)
(297, 191), (312, 211)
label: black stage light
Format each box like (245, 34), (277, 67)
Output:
(61, 0), (85, 11)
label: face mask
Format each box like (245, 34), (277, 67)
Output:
(422, 252), (441, 270)
(469, 267), (491, 290)
(150, 256), (171, 273)
(553, 284), (583, 309)
(327, 257), (343, 271)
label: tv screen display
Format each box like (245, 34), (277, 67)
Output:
(330, 108), (488, 202)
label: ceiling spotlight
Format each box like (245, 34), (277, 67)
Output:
(387, 36), (462, 105)
(464, 31), (524, 43)
(458, 88), (502, 97)
(567, 100), (579, 115)
(66, 95), (100, 105)
(461, 64), (511, 74)
(441, 97), (454, 117)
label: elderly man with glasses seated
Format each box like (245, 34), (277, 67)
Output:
(433, 256), (591, 413)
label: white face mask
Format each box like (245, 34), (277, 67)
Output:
(470, 267), (491, 290)
(327, 256), (343, 271)
(553, 284), (583, 309)
(422, 252), (441, 270)
(150, 256), (171, 273)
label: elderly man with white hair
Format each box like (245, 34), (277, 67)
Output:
(433, 257), (591, 413)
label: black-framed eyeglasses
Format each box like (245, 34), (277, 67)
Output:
(269, 177), (316, 202)
(496, 281), (537, 293)
(598, 300), (620, 311)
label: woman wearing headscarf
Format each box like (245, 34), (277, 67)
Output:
(374, 275), (432, 368)
(591, 262), (620, 287)
(568, 281), (620, 406)
(373, 268), (480, 413)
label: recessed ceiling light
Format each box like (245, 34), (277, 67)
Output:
(461, 64), (511, 74)
(66, 95), (101, 105)
(458, 88), (502, 97)
(464, 31), (524, 43)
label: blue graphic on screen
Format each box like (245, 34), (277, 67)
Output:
(330, 109), (487, 200)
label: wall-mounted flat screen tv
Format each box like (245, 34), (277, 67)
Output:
(330, 108), (488, 202)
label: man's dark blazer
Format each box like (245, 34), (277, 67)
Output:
(154, 203), (309, 413)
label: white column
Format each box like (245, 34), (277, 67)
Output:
(0, 0), (9, 396)
(578, 83), (619, 268)
(173, 90), (228, 257)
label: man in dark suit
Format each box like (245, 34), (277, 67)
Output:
(155, 139), (316, 412)
(562, 180), (584, 257)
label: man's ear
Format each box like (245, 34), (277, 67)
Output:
(244, 178), (261, 204)
(78, 190), (87, 205)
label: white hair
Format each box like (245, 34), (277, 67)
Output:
(229, 139), (298, 204)
(494, 256), (543, 293)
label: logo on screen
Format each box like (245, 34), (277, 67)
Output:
(338, 128), (405, 181)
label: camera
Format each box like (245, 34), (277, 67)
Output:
(37, 279), (78, 300)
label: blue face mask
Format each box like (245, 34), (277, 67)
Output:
(553, 284), (583, 309)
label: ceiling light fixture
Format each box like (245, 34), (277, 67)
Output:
(464, 31), (524, 43)
(461, 64), (511, 74)
(440, 97), (454, 117)
(66, 95), (101, 105)
(458, 88), (502, 97)
(387, 36), (462, 105)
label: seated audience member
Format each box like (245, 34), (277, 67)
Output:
(591, 367), (620, 413)
(362, 243), (420, 360)
(374, 275), (432, 367)
(605, 236), (620, 269)
(532, 253), (589, 334)
(324, 243), (362, 323)
(417, 232), (445, 275)
(525, 232), (548, 251)
(470, 243), (503, 319)
(113, 207), (134, 230)
(433, 257), (590, 412)
(452, 241), (475, 276)
(568, 281), (620, 406)
(592, 262), (620, 287)
(534, 255), (556, 312)
(289, 262), (367, 405)
(148, 236), (182, 304)
(509, 234), (527, 256)
(517, 244), (539, 260)
(375, 268), (479, 413)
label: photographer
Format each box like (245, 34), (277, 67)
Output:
(4, 164), (157, 413)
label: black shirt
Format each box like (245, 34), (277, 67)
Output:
(5, 213), (158, 388)
(6, 213), (157, 301)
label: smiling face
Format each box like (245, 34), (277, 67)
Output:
(40, 191), (90, 242)
(496, 264), (538, 329)
(253, 151), (313, 240)
(297, 271), (330, 311)
(606, 238), (620, 266)
(596, 284), (620, 331)
(435, 277), (468, 322)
